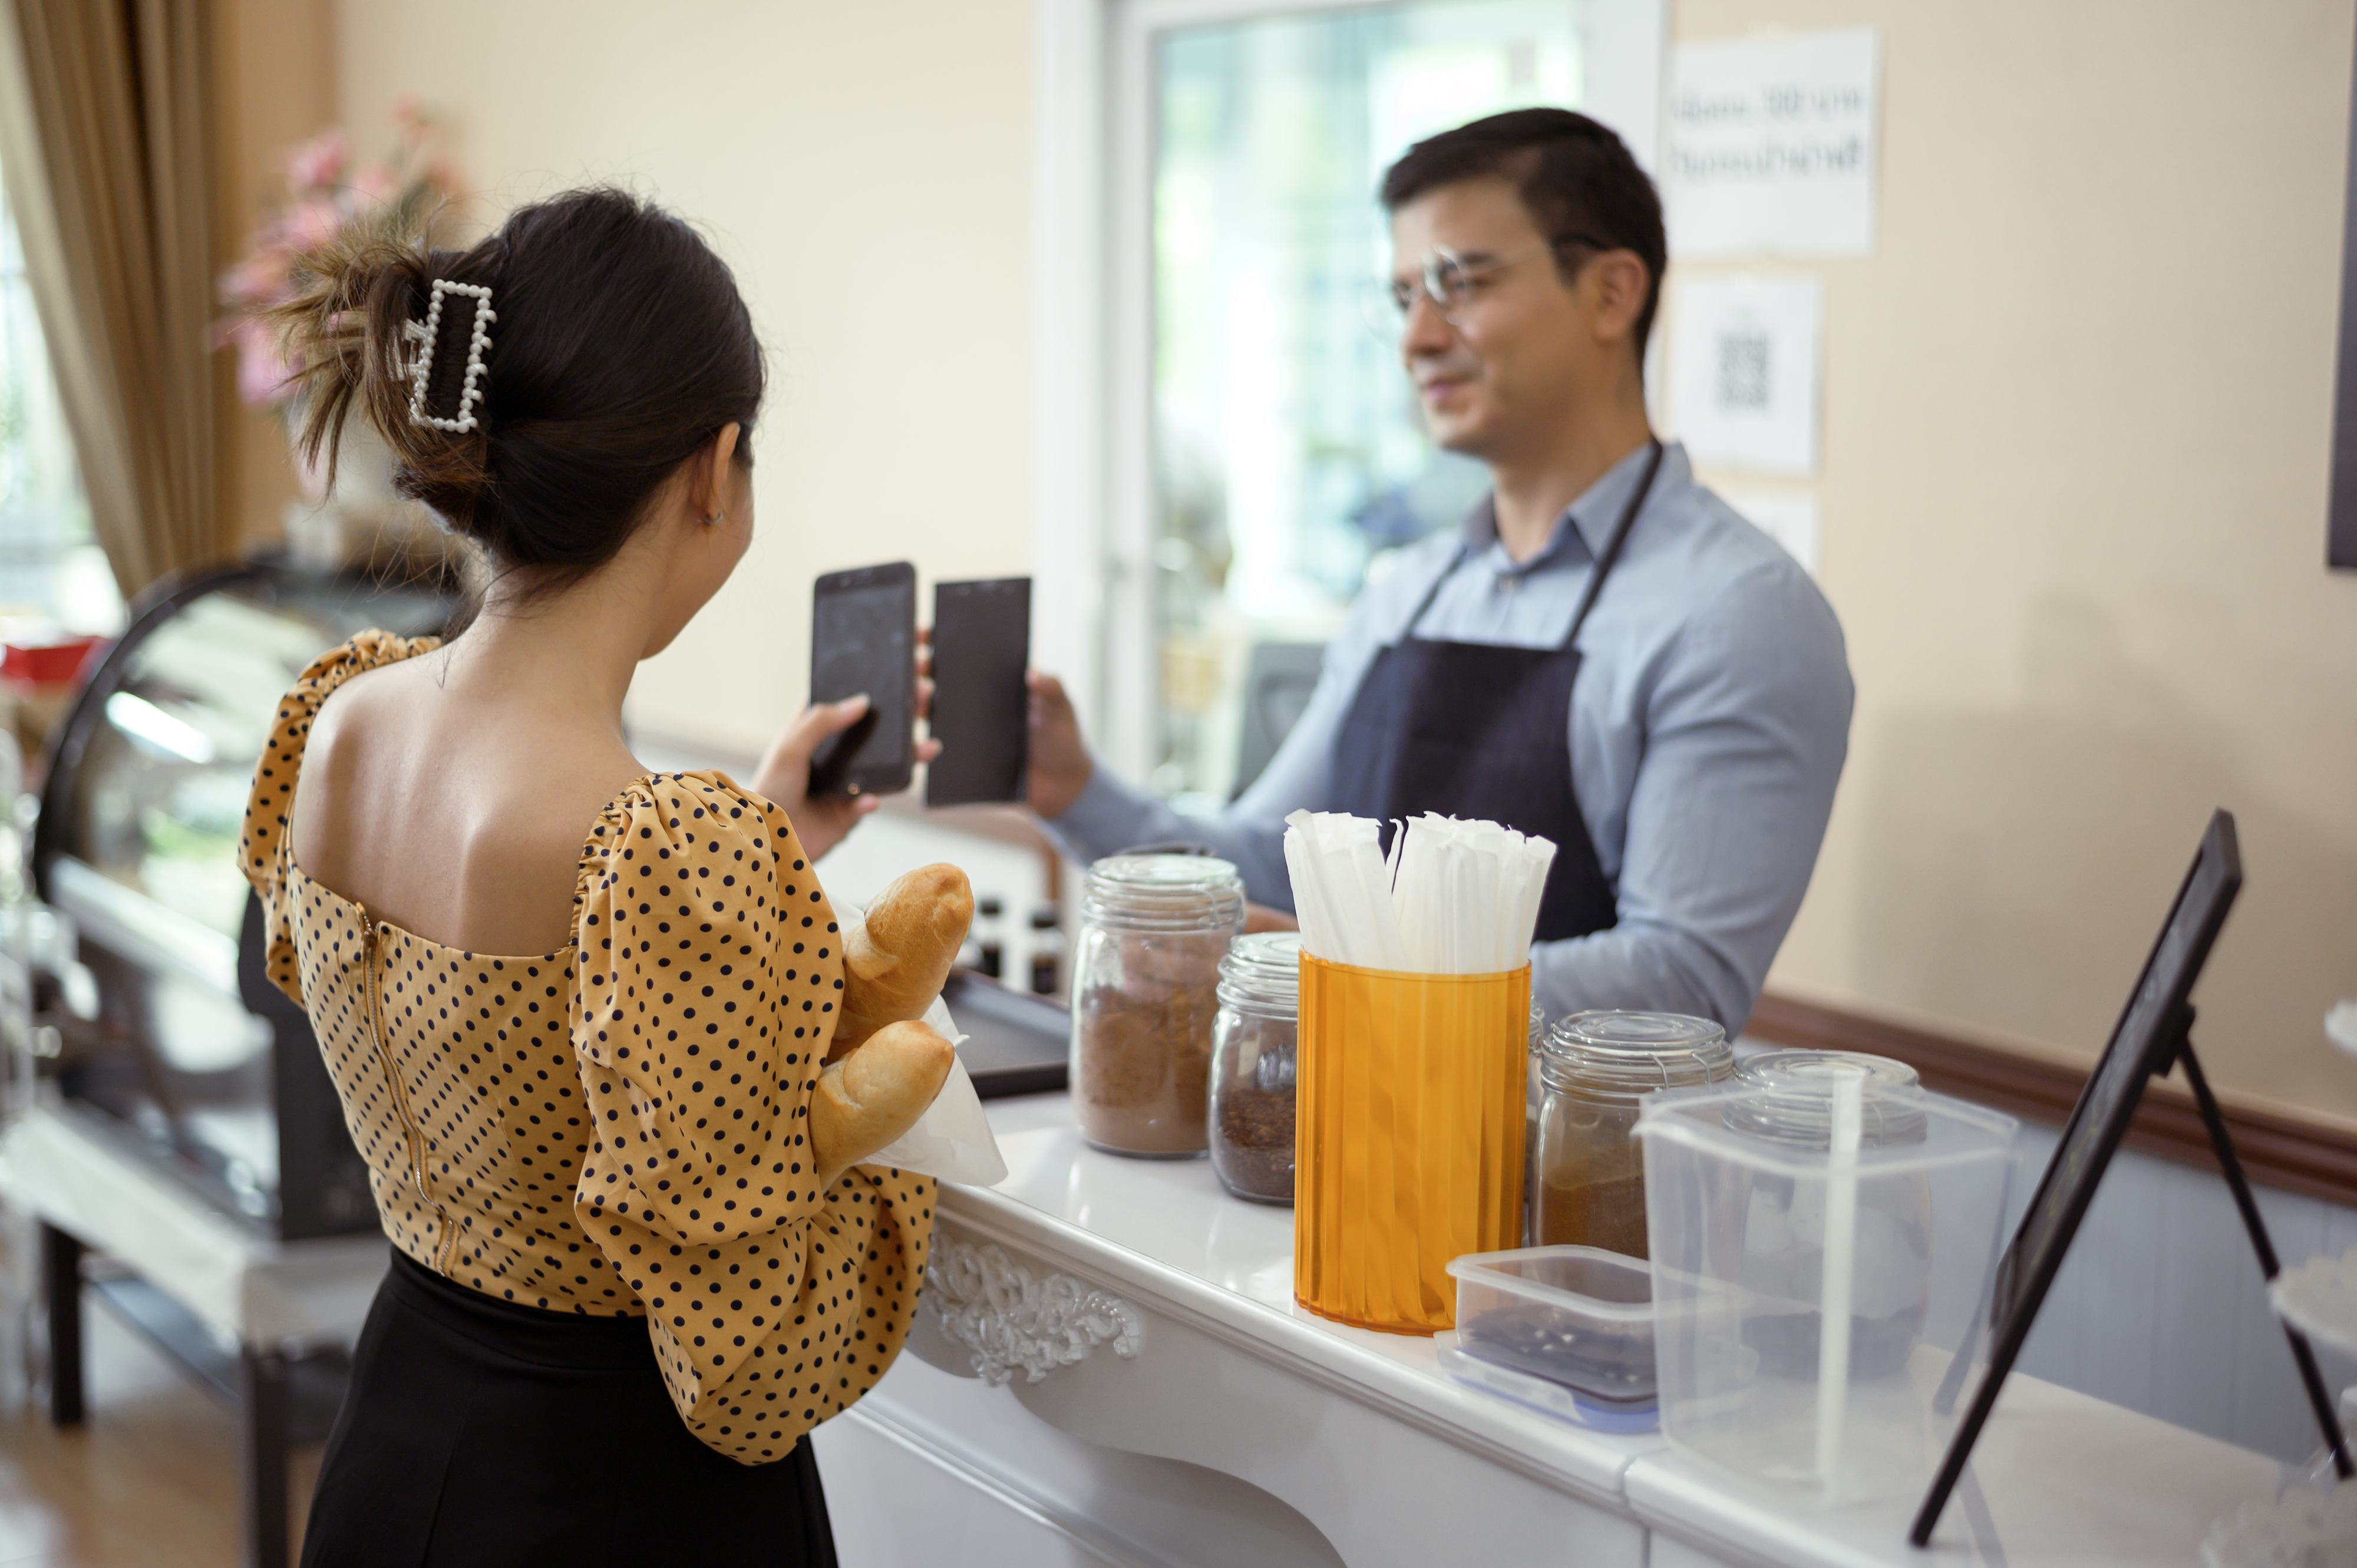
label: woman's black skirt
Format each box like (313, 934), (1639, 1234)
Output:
(300, 1250), (836, 1567)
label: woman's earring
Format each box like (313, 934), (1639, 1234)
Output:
(703, 510), (724, 526)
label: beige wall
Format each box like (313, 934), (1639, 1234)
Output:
(336, 0), (1035, 756)
(212, 0), (335, 549)
(329, 0), (2357, 1125)
(1675, 0), (2357, 1125)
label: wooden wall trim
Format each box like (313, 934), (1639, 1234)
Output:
(1747, 991), (2357, 1210)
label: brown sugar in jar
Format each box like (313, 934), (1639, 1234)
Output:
(1532, 1012), (1734, 1259)
(1069, 854), (1244, 1157)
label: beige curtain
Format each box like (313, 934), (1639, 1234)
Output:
(0, 0), (222, 599)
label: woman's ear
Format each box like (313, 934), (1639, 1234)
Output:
(691, 422), (742, 522)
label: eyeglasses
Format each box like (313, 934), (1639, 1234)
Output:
(1359, 235), (1609, 341)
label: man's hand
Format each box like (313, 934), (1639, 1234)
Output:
(1026, 670), (1093, 820)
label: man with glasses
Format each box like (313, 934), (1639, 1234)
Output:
(1025, 107), (1852, 1032)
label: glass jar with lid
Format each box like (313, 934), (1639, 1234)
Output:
(1209, 932), (1302, 1203)
(1534, 1011), (1734, 1257)
(1070, 853), (1245, 1156)
(1727, 1049), (1929, 1380)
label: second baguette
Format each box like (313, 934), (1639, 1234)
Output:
(810, 1018), (956, 1186)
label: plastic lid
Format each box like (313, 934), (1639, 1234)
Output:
(1217, 931), (1302, 1013)
(1539, 1010), (1732, 1092)
(1726, 1049), (1927, 1148)
(1446, 1245), (1654, 1322)
(1081, 852), (1246, 932)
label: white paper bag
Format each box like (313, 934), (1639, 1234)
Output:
(862, 992), (1009, 1187)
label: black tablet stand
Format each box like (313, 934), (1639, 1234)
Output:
(1912, 811), (2351, 1546)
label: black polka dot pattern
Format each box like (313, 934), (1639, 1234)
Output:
(238, 634), (937, 1465)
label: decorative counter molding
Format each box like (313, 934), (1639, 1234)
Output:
(924, 1230), (1144, 1385)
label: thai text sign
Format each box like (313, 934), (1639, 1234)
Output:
(1666, 28), (1881, 258)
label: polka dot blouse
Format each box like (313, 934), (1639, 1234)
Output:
(239, 633), (936, 1464)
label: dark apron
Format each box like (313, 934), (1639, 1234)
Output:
(1329, 440), (1663, 944)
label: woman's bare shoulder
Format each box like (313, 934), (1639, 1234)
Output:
(295, 659), (651, 953)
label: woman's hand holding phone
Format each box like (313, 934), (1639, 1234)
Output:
(755, 695), (940, 860)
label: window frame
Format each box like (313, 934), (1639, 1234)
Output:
(1030, 0), (1666, 781)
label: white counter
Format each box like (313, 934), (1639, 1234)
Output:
(812, 1091), (2283, 1568)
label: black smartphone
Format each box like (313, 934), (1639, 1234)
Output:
(807, 562), (916, 798)
(926, 576), (1032, 807)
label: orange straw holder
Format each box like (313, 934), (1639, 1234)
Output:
(1293, 953), (1530, 1335)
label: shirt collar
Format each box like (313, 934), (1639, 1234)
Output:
(1458, 440), (1688, 576)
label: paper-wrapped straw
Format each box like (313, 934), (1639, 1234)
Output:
(1283, 810), (1557, 975)
(1815, 1067), (1866, 1486)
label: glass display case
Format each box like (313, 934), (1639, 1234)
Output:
(32, 559), (454, 1238)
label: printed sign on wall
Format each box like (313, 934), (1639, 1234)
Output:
(1715, 486), (1820, 574)
(1665, 28), (1881, 258)
(1667, 273), (1822, 478)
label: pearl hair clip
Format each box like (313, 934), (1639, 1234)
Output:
(405, 279), (496, 433)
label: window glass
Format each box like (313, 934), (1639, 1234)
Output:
(1151, 0), (1583, 806)
(0, 184), (115, 635)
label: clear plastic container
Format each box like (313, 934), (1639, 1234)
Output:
(1636, 1080), (2018, 1508)
(1533, 1011), (1734, 1258)
(1069, 853), (1244, 1156)
(1209, 932), (1300, 1203)
(1447, 1245), (1657, 1410)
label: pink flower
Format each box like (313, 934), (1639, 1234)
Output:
(283, 197), (342, 253)
(227, 317), (300, 408)
(390, 94), (424, 132)
(286, 130), (346, 193)
(219, 248), (290, 309)
(349, 164), (400, 206)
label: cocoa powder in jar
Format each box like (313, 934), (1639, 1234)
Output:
(1071, 855), (1243, 1156)
(1207, 931), (1303, 1202)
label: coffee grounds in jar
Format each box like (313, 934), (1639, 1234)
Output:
(1214, 1072), (1295, 1201)
(1536, 1167), (1650, 1259)
(1077, 982), (1214, 1154)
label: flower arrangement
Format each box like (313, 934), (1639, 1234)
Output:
(216, 100), (464, 408)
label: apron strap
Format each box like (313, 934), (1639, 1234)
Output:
(1397, 542), (1468, 642)
(1397, 437), (1668, 648)
(1558, 438), (1666, 652)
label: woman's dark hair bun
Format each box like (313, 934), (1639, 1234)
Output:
(270, 186), (764, 582)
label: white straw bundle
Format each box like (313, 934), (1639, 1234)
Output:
(1283, 810), (1556, 974)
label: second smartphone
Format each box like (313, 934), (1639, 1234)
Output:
(926, 576), (1032, 807)
(807, 561), (917, 797)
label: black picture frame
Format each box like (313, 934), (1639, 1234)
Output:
(2330, 21), (2357, 569)
(1911, 810), (2350, 1544)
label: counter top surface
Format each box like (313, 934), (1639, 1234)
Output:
(948, 1092), (2285, 1566)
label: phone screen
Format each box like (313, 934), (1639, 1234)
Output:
(809, 564), (915, 795)
(927, 577), (1031, 807)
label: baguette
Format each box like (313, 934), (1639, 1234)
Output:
(811, 1018), (956, 1187)
(832, 863), (973, 1061)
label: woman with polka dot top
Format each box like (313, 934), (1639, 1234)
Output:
(240, 189), (942, 1567)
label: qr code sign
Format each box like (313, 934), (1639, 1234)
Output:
(1716, 331), (1771, 411)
